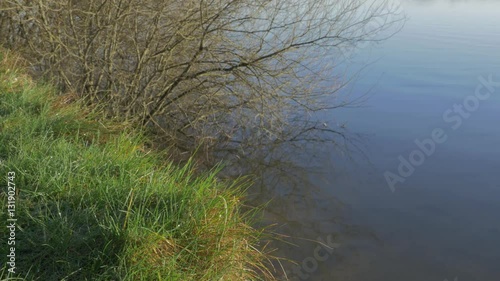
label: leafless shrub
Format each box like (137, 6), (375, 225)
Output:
(0, 0), (404, 159)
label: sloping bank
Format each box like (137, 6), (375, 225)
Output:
(0, 50), (274, 280)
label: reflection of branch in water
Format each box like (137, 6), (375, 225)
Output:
(213, 124), (380, 279)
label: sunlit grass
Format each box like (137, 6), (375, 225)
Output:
(0, 49), (275, 281)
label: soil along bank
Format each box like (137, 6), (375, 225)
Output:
(0, 50), (274, 280)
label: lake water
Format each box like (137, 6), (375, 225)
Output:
(250, 0), (500, 280)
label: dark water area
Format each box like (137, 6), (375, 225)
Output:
(247, 0), (500, 280)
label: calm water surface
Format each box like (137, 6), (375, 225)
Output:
(252, 0), (500, 280)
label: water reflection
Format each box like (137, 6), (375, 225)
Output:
(230, 0), (500, 280)
(220, 131), (379, 280)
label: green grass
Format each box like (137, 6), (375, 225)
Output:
(0, 50), (274, 280)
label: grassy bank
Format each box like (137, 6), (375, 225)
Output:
(0, 50), (273, 280)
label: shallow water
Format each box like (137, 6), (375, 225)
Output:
(251, 0), (500, 280)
